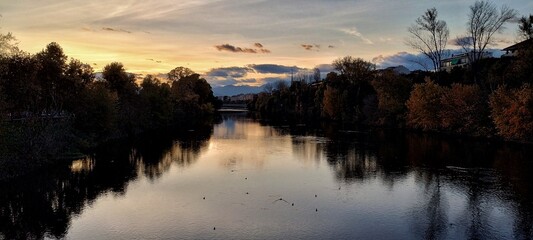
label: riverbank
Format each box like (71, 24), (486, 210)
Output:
(0, 116), (219, 181)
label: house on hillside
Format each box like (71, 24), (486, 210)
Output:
(502, 38), (533, 57)
(439, 51), (492, 72)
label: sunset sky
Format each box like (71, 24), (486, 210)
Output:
(1, 0), (531, 87)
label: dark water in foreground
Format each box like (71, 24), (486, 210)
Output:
(2, 113), (533, 240)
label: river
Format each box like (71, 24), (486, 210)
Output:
(1, 113), (533, 239)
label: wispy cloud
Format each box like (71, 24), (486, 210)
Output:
(102, 27), (132, 33)
(146, 58), (163, 63)
(301, 44), (314, 51)
(341, 27), (373, 44)
(215, 43), (271, 54)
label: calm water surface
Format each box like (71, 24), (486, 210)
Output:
(2, 113), (533, 239)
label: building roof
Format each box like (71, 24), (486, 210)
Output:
(503, 39), (533, 51)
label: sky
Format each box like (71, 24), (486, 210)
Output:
(1, 0), (531, 87)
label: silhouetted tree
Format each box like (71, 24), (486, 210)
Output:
(518, 14), (533, 40)
(171, 73), (219, 117)
(0, 52), (40, 117)
(332, 56), (375, 83)
(72, 82), (118, 142)
(102, 62), (136, 96)
(0, 20), (18, 56)
(313, 67), (321, 82)
(455, 1), (517, 65)
(406, 8), (449, 72)
(139, 75), (173, 129)
(35, 42), (68, 114)
(372, 71), (412, 126)
(167, 66), (195, 82)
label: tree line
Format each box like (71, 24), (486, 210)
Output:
(249, 2), (533, 142)
(0, 41), (220, 169)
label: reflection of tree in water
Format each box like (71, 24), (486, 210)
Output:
(409, 169), (448, 240)
(133, 127), (212, 180)
(322, 130), (411, 185)
(0, 141), (138, 239)
(0, 125), (212, 239)
(493, 145), (533, 239)
(292, 125), (533, 239)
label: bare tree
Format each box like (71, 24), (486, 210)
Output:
(518, 14), (533, 40)
(0, 17), (19, 56)
(263, 83), (273, 94)
(455, 1), (517, 64)
(313, 68), (321, 82)
(406, 8), (449, 72)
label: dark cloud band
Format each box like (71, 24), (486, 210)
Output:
(215, 43), (270, 54)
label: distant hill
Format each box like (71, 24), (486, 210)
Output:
(212, 85), (264, 96)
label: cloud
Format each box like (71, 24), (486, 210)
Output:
(315, 64), (335, 73)
(372, 52), (428, 71)
(301, 44), (324, 51)
(207, 77), (239, 87)
(328, 45), (335, 48)
(146, 58), (163, 63)
(248, 64), (302, 74)
(371, 49), (504, 71)
(341, 27), (373, 44)
(215, 43), (271, 54)
(240, 79), (257, 83)
(81, 27), (96, 32)
(301, 44), (314, 50)
(261, 77), (290, 84)
(102, 27), (132, 33)
(206, 67), (253, 78)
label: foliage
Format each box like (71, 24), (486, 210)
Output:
(406, 79), (445, 131)
(332, 56), (375, 84)
(71, 82), (118, 142)
(489, 85), (533, 141)
(509, 41), (533, 86)
(372, 71), (412, 126)
(167, 66), (195, 82)
(139, 75), (173, 130)
(440, 84), (491, 135)
(171, 73), (221, 117)
(322, 85), (343, 120)
(0, 52), (40, 116)
(0, 42), (220, 165)
(102, 62), (137, 96)
(35, 42), (69, 113)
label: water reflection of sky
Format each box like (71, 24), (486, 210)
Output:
(2, 114), (533, 239)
